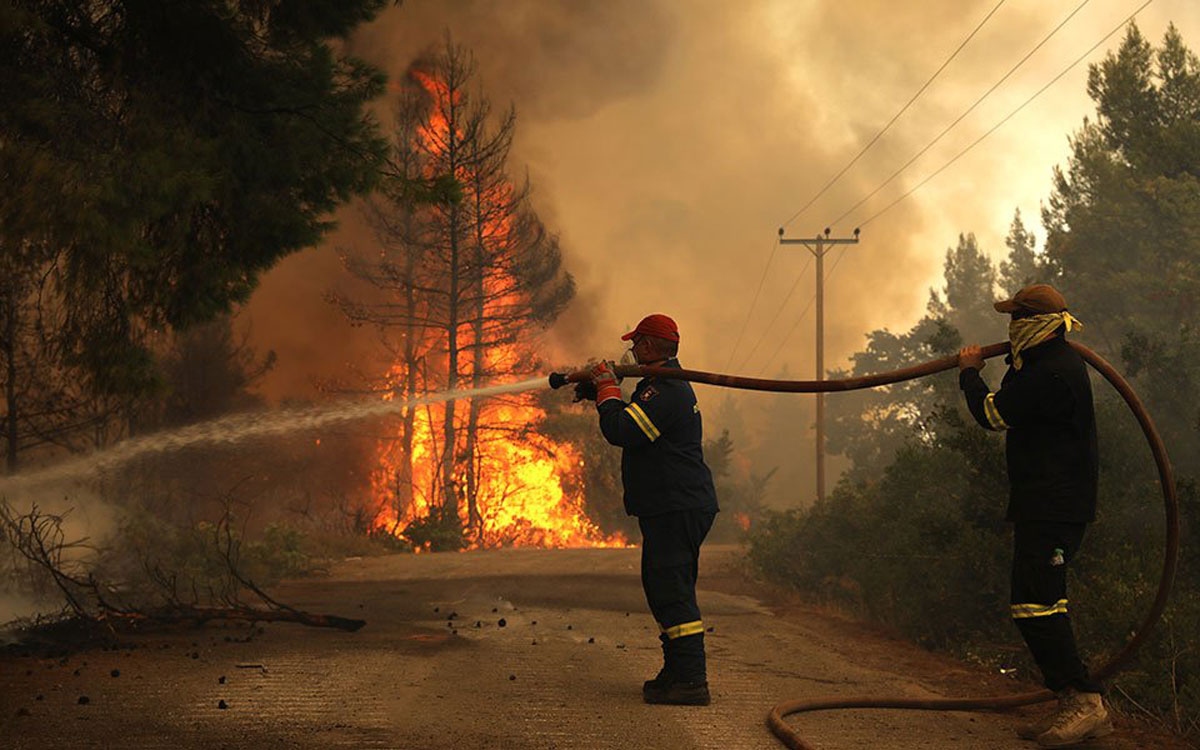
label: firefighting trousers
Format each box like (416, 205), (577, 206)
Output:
(638, 510), (716, 682)
(1011, 521), (1102, 694)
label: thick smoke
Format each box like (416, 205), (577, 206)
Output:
(240, 1), (1193, 506)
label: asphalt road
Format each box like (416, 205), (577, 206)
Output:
(0, 546), (1166, 749)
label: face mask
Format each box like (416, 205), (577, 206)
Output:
(620, 347), (637, 366)
(1008, 311), (1082, 369)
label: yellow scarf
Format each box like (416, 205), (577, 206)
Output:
(1008, 311), (1082, 369)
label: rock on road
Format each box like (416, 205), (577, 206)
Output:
(1, 546), (1151, 749)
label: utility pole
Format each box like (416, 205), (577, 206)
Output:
(778, 226), (860, 504)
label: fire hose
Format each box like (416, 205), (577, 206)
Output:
(550, 340), (1179, 749)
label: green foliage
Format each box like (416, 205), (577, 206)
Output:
(152, 316), (275, 429)
(998, 209), (1044, 296)
(1043, 24), (1200, 349)
(1, 0), (390, 394)
(749, 411), (1010, 649)
(827, 232), (1001, 476)
(112, 512), (409, 602)
(117, 515), (319, 593)
(752, 390), (1199, 727)
(399, 511), (466, 553)
(246, 523), (314, 581)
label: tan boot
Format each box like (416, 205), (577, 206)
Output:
(1018, 689), (1087, 740)
(1037, 690), (1114, 747)
(1016, 700), (1062, 740)
(1017, 689), (1075, 740)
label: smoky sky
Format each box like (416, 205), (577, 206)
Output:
(239, 0), (1196, 502)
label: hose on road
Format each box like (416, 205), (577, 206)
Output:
(554, 341), (1179, 749)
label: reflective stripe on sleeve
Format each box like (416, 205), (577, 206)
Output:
(1010, 599), (1068, 619)
(984, 392), (1009, 430)
(661, 620), (705, 639)
(625, 403), (661, 441)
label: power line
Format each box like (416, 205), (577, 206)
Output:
(768, 0), (1152, 374)
(758, 0), (1152, 381)
(741, 1), (1006, 372)
(735, 255), (813, 371)
(757, 292), (818, 377)
(723, 235), (780, 371)
(757, 246), (851, 376)
(778, 0), (1008, 229)
(824, 244), (852, 279)
(755, 0), (1148, 378)
(826, 0), (1091, 228)
(854, 0), (1153, 229)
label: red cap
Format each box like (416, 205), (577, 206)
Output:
(621, 314), (680, 343)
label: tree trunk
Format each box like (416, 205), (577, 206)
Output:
(397, 246), (419, 519)
(440, 93), (461, 531)
(464, 160), (489, 539)
(2, 283), (18, 475)
(464, 260), (485, 538)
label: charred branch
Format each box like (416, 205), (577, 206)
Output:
(0, 502), (365, 636)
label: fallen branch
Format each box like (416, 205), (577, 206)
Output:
(1, 501), (365, 635)
(98, 605), (365, 632)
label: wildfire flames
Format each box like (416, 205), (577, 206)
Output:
(371, 391), (626, 549)
(369, 66), (625, 550)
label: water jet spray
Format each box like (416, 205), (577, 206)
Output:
(0, 378), (550, 494)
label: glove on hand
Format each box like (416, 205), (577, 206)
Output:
(573, 379), (598, 403)
(590, 360), (621, 405)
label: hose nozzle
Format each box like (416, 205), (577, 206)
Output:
(548, 372), (570, 389)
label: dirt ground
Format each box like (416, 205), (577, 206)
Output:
(0, 545), (1186, 749)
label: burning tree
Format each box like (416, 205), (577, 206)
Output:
(335, 39), (613, 550)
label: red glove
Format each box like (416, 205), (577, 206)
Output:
(590, 360), (621, 405)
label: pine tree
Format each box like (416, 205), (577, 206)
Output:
(0, 0), (389, 395)
(334, 38), (573, 544)
(332, 85), (436, 525)
(998, 209), (1041, 295)
(828, 234), (1000, 477)
(1043, 23), (1200, 350)
(1044, 21), (1200, 463)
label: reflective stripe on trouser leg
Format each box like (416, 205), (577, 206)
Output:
(661, 620), (704, 639)
(642, 563), (706, 679)
(639, 512), (715, 682)
(1010, 599), (1068, 618)
(1011, 521), (1099, 693)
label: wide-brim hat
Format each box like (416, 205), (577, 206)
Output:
(994, 284), (1068, 314)
(621, 313), (680, 343)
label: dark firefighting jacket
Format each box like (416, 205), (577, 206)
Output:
(959, 334), (1098, 523)
(597, 359), (719, 518)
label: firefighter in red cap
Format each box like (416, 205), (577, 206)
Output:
(959, 284), (1109, 747)
(580, 313), (719, 705)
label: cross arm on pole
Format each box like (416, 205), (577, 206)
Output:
(778, 227), (861, 253)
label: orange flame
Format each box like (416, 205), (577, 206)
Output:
(734, 512), (751, 532)
(368, 66), (626, 550)
(371, 391), (626, 548)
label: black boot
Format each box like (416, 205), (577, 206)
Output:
(642, 665), (670, 694)
(643, 674), (711, 706)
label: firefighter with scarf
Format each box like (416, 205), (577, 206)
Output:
(580, 313), (719, 706)
(958, 284), (1110, 747)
